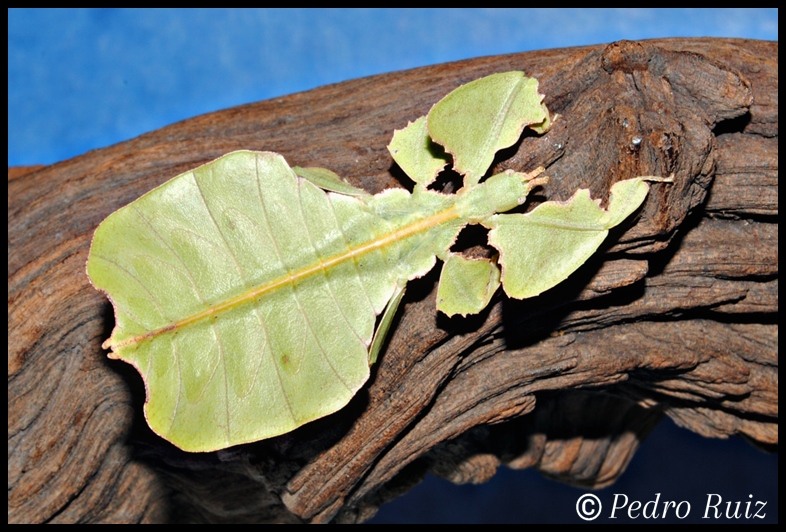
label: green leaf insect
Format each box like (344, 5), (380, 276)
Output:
(87, 71), (661, 452)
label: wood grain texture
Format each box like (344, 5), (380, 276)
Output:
(8, 38), (777, 523)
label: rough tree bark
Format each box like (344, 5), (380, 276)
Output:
(8, 38), (777, 523)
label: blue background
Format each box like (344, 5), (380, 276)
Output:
(8, 8), (778, 523)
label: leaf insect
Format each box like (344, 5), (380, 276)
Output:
(87, 72), (666, 452)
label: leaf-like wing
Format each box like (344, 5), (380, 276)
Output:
(436, 253), (501, 318)
(87, 150), (476, 452)
(292, 165), (372, 199)
(485, 178), (651, 299)
(428, 71), (550, 186)
(387, 116), (449, 189)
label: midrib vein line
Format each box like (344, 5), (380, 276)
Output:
(111, 206), (460, 349)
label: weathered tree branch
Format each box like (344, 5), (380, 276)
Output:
(8, 38), (777, 523)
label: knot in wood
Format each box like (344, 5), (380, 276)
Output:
(601, 40), (650, 73)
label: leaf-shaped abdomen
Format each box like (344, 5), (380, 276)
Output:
(87, 151), (467, 451)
